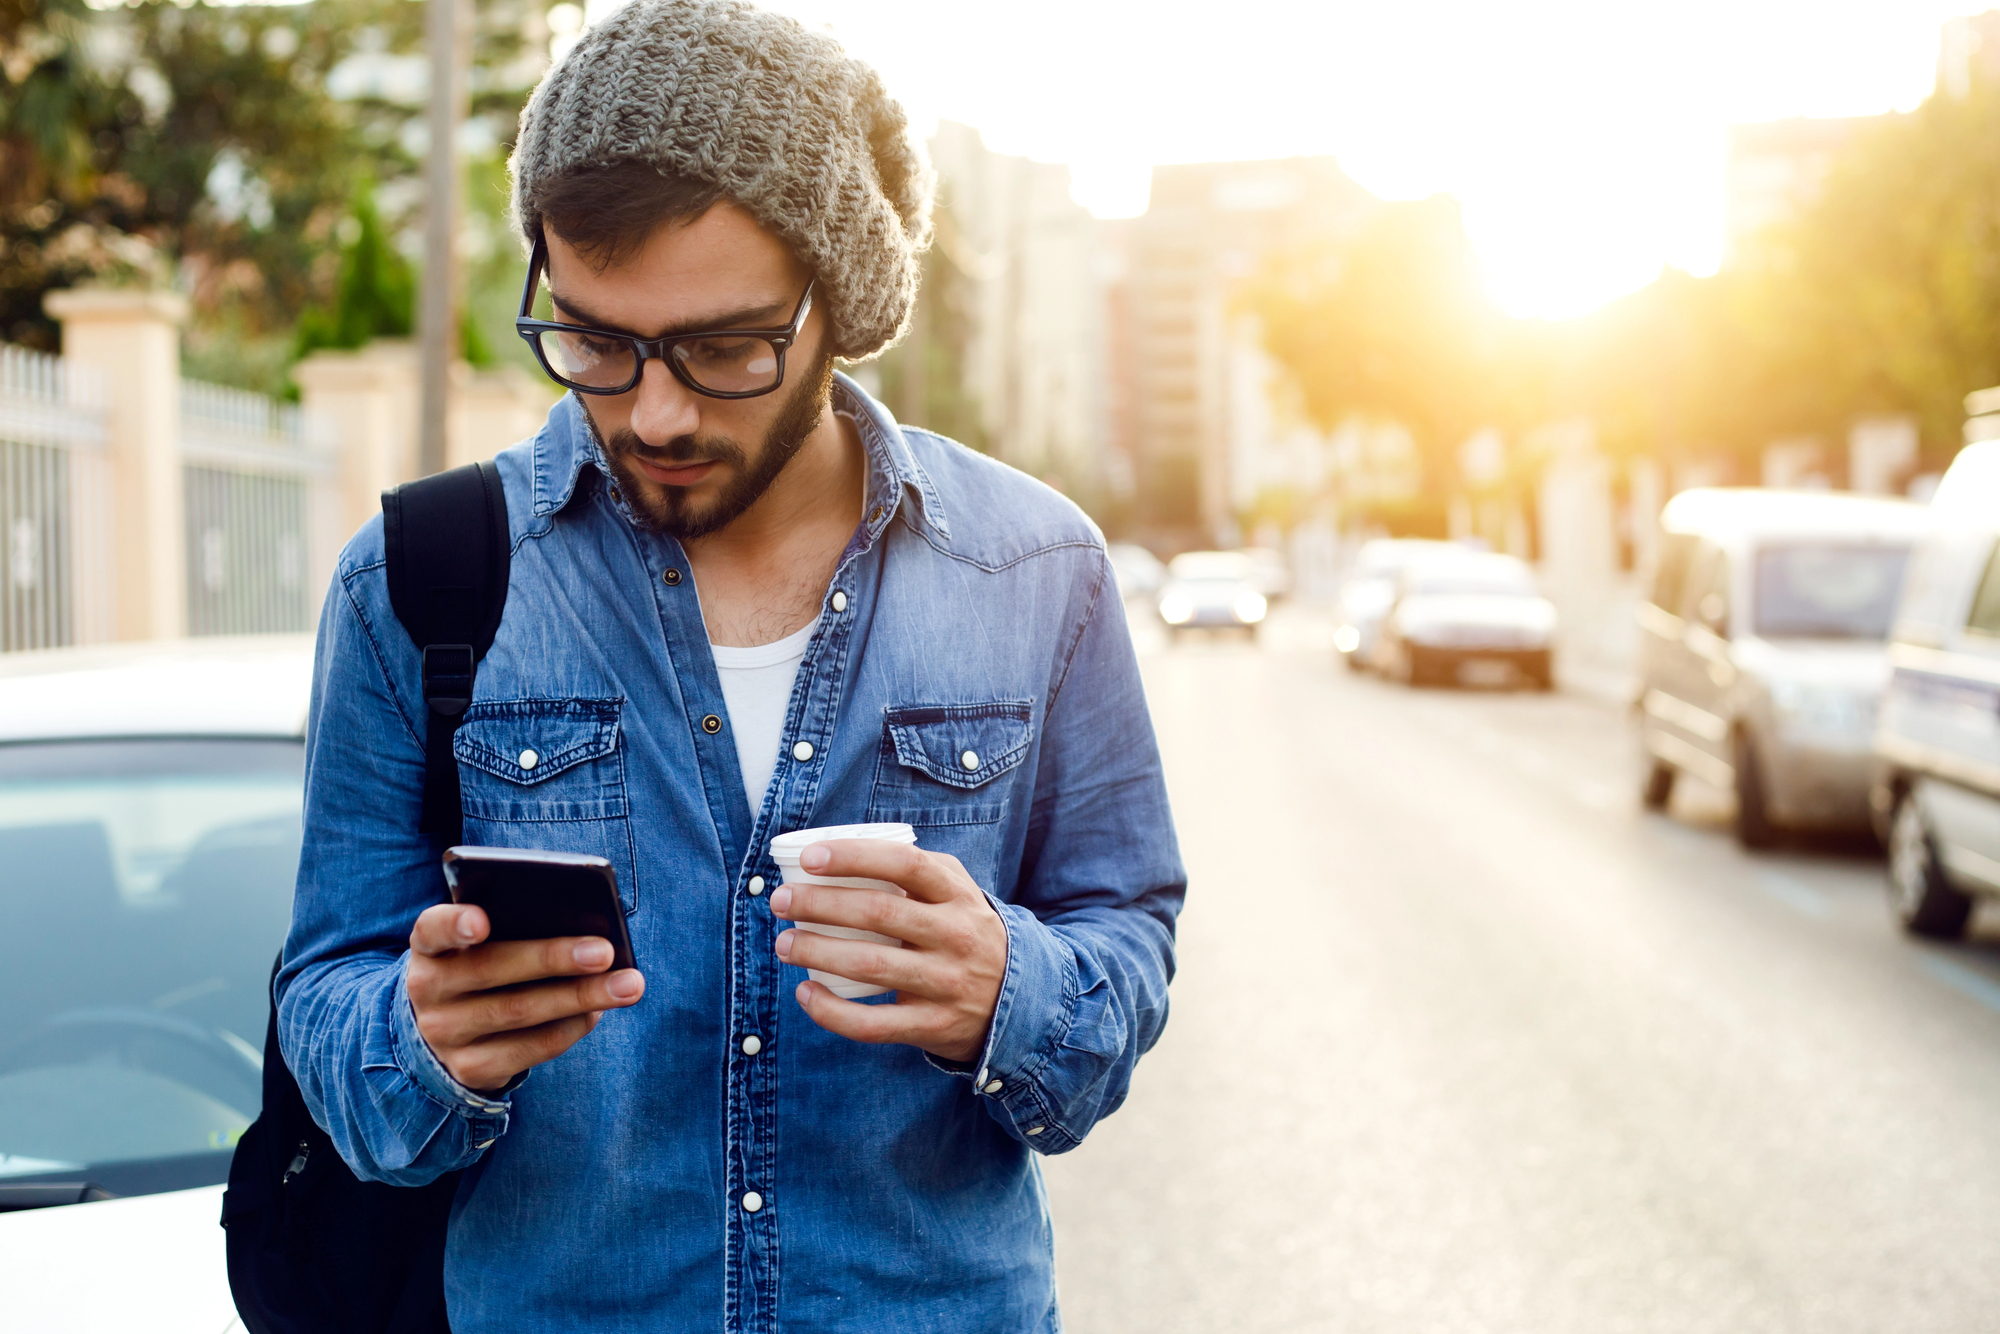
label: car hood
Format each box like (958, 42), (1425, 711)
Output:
(1396, 594), (1556, 630)
(0, 1184), (240, 1332)
(1339, 579), (1396, 619)
(1733, 637), (1891, 692)
(1165, 581), (1256, 607)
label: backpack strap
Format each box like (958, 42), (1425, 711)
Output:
(381, 460), (510, 845)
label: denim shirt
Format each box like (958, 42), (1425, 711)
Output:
(278, 376), (1185, 1333)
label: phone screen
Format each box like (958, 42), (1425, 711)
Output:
(442, 847), (637, 971)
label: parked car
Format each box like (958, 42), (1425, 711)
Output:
(1871, 441), (2000, 937)
(1106, 542), (1166, 599)
(1157, 550), (1268, 639)
(1370, 551), (1557, 689)
(1334, 538), (1461, 670)
(1241, 547), (1292, 601)
(0, 636), (314, 1332)
(1635, 489), (1928, 848)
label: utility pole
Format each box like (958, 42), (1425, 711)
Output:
(418, 0), (472, 478)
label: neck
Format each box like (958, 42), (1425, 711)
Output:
(683, 398), (866, 647)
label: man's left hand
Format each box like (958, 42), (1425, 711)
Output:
(771, 840), (1007, 1064)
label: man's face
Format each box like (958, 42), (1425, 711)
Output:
(543, 202), (832, 539)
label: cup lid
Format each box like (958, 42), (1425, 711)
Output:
(768, 822), (917, 862)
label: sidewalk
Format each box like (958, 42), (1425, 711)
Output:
(1553, 577), (1640, 710)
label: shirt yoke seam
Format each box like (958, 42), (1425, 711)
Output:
(1045, 550), (1111, 718)
(905, 527), (1104, 576)
(338, 557), (425, 752)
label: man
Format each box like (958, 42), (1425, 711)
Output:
(279, 1), (1184, 1329)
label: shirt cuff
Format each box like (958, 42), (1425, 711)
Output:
(390, 967), (521, 1139)
(924, 891), (1079, 1153)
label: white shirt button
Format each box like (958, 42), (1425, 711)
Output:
(983, 1078), (1004, 1094)
(831, 590), (848, 612)
(475, 1138), (495, 1148)
(1026, 1126), (1045, 1136)
(518, 749), (539, 770)
(792, 740), (814, 762)
(961, 749), (980, 771)
(740, 1035), (763, 1056)
(976, 1067), (988, 1085)
(747, 876), (765, 896)
(741, 1191), (763, 1213)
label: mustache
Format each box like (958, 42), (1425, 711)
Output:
(606, 429), (748, 471)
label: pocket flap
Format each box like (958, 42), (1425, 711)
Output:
(884, 701), (1032, 790)
(454, 698), (622, 784)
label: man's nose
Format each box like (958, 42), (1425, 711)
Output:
(626, 358), (700, 447)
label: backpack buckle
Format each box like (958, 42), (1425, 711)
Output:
(421, 644), (476, 718)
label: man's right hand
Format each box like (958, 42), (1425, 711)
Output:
(407, 903), (646, 1093)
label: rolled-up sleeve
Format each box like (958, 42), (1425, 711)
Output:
(930, 551), (1184, 1152)
(275, 534), (508, 1186)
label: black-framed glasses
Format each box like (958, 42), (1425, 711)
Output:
(514, 235), (815, 399)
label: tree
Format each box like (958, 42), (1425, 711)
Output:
(1772, 88), (2000, 460)
(1244, 195), (1500, 496)
(2, 0), (544, 393)
(291, 184), (413, 357)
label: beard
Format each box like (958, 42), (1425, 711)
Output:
(600, 348), (836, 540)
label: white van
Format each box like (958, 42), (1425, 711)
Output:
(1872, 442), (2000, 937)
(1636, 489), (1929, 847)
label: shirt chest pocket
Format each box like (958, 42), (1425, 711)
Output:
(453, 697), (639, 913)
(867, 701), (1033, 829)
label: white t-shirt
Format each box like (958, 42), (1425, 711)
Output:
(711, 617), (819, 812)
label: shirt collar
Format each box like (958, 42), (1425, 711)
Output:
(530, 373), (950, 546)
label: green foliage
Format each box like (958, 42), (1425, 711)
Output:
(1244, 196), (1499, 490)
(2, 0), (543, 394)
(872, 192), (987, 452)
(1248, 86), (2000, 488)
(292, 186), (413, 363)
(1768, 89), (2000, 459)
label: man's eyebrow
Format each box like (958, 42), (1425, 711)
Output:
(546, 288), (792, 339)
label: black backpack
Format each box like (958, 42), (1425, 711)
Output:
(222, 460), (511, 1334)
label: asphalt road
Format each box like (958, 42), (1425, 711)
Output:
(1040, 605), (2000, 1334)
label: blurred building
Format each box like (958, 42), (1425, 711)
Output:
(907, 122), (1106, 500)
(1723, 116), (1887, 266)
(1938, 10), (2000, 99)
(1104, 158), (1375, 550)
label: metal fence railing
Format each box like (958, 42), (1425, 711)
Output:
(180, 378), (338, 637)
(0, 344), (112, 651)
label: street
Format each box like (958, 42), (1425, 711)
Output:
(1042, 606), (2000, 1334)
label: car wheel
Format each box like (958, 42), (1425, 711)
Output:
(1399, 642), (1425, 686)
(1888, 789), (1973, 939)
(1733, 730), (1780, 850)
(1524, 650), (1555, 692)
(1640, 756), (1675, 812)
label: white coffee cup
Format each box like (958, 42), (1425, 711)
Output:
(767, 822), (919, 999)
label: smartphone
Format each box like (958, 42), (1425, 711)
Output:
(442, 846), (638, 972)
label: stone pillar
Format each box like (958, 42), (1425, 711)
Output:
(293, 341), (421, 547)
(44, 288), (189, 642)
(449, 364), (555, 469)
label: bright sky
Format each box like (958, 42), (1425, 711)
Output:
(584, 0), (1986, 318)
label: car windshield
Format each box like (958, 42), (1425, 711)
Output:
(1409, 569), (1536, 597)
(1752, 543), (1910, 639)
(1168, 553), (1254, 582)
(1359, 542), (1441, 575)
(0, 738), (302, 1197)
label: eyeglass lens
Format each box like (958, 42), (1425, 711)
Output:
(534, 327), (783, 395)
(537, 328), (638, 391)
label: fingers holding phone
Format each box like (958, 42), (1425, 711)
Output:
(406, 849), (645, 1094)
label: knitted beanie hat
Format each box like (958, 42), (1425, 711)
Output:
(509, 0), (934, 360)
